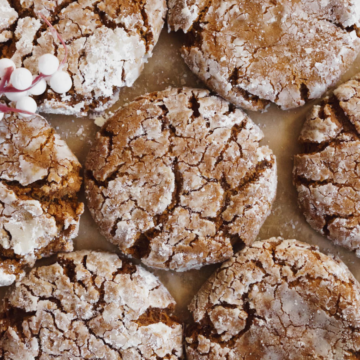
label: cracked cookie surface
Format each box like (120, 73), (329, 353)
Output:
(186, 238), (360, 360)
(294, 73), (360, 256)
(168, 0), (360, 111)
(0, 250), (183, 359)
(85, 87), (277, 271)
(0, 0), (167, 116)
(0, 113), (83, 287)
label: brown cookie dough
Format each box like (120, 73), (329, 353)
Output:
(0, 113), (83, 287)
(0, 0), (167, 116)
(85, 87), (277, 271)
(294, 73), (360, 255)
(186, 238), (360, 360)
(168, 0), (360, 111)
(0, 250), (184, 359)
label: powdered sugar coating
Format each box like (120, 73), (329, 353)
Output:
(0, 250), (183, 359)
(0, 0), (167, 116)
(85, 88), (277, 271)
(294, 73), (360, 255)
(0, 113), (84, 287)
(186, 238), (360, 359)
(0, 184), (58, 256)
(168, 0), (360, 111)
(0, 268), (15, 287)
(0, 0), (17, 43)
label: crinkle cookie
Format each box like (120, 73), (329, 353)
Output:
(0, 113), (83, 287)
(186, 238), (360, 360)
(0, 0), (167, 116)
(168, 0), (360, 111)
(85, 88), (277, 271)
(0, 250), (184, 359)
(294, 73), (360, 256)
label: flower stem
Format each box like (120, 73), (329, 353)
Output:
(0, 103), (33, 116)
(37, 13), (68, 68)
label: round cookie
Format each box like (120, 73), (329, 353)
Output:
(85, 87), (277, 271)
(0, 113), (83, 287)
(294, 73), (360, 255)
(186, 238), (360, 360)
(0, 0), (167, 116)
(0, 250), (184, 359)
(168, 0), (360, 111)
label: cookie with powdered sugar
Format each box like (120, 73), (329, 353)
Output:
(186, 238), (360, 359)
(0, 0), (167, 116)
(168, 0), (360, 111)
(0, 113), (83, 287)
(294, 73), (360, 256)
(0, 250), (183, 359)
(85, 87), (277, 271)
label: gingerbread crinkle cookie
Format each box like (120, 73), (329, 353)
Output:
(85, 87), (277, 271)
(0, 250), (183, 359)
(0, 113), (83, 287)
(186, 238), (360, 359)
(0, 0), (167, 116)
(168, 0), (360, 111)
(294, 73), (360, 256)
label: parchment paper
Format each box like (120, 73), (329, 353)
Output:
(2, 30), (360, 322)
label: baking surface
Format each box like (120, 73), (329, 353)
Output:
(2, 30), (360, 322)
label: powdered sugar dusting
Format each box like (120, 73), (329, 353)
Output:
(80, 27), (146, 98)
(0, 0), (17, 36)
(0, 268), (16, 287)
(0, 183), (57, 256)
